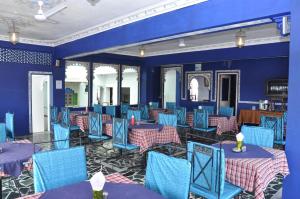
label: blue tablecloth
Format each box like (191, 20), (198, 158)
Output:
(212, 143), (274, 159)
(40, 181), (164, 199)
(0, 142), (41, 177)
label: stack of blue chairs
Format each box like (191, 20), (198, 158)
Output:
(33, 146), (87, 193)
(145, 151), (191, 199)
(187, 142), (242, 199)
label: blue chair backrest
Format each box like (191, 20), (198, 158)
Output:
(158, 113), (177, 127)
(149, 102), (159, 109)
(260, 115), (284, 144)
(50, 106), (58, 123)
(145, 151), (191, 199)
(241, 125), (274, 148)
(61, 107), (70, 127)
(166, 102), (176, 111)
(5, 112), (14, 140)
(89, 112), (103, 137)
(127, 110), (141, 121)
(105, 106), (116, 117)
(121, 103), (129, 115)
(187, 141), (225, 196)
(201, 106), (215, 115)
(140, 104), (149, 120)
(193, 110), (209, 129)
(53, 124), (70, 149)
(283, 111), (287, 125)
(33, 146), (87, 193)
(0, 123), (6, 143)
(219, 106), (234, 117)
(112, 118), (128, 146)
(176, 107), (187, 125)
(93, 104), (102, 114)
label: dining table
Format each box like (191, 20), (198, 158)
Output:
(104, 121), (181, 153)
(186, 112), (238, 135)
(0, 140), (41, 197)
(213, 141), (289, 199)
(19, 172), (164, 199)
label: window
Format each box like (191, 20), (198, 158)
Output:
(121, 66), (140, 105)
(186, 71), (212, 102)
(93, 63), (119, 106)
(65, 61), (89, 107)
(189, 78), (199, 101)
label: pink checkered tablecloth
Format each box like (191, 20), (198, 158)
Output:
(186, 112), (238, 135)
(104, 124), (181, 153)
(222, 141), (289, 199)
(58, 111), (85, 125)
(76, 114), (112, 132)
(18, 173), (135, 199)
(0, 139), (33, 177)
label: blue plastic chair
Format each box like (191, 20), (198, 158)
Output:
(158, 113), (177, 127)
(5, 112), (14, 141)
(166, 102), (176, 112)
(121, 103), (129, 118)
(0, 123), (6, 143)
(105, 106), (116, 117)
(112, 118), (139, 151)
(187, 142), (242, 199)
(260, 115), (285, 145)
(145, 151), (191, 199)
(219, 107), (234, 117)
(53, 124), (70, 149)
(176, 107), (189, 128)
(149, 102), (159, 109)
(241, 125), (274, 148)
(201, 106), (215, 115)
(93, 104), (102, 114)
(127, 110), (142, 121)
(33, 146), (87, 193)
(88, 112), (110, 141)
(61, 107), (81, 132)
(193, 110), (216, 133)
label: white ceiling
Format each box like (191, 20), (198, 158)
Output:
(0, 0), (207, 45)
(106, 23), (289, 57)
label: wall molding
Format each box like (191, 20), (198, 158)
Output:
(0, 0), (208, 47)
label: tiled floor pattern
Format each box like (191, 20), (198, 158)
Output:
(2, 132), (283, 199)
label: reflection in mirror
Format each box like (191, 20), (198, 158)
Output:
(93, 64), (119, 106)
(186, 71), (212, 102)
(65, 61), (89, 107)
(121, 66), (139, 105)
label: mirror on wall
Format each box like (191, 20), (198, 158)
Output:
(186, 71), (213, 102)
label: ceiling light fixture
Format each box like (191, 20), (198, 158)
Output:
(139, 46), (145, 57)
(87, 0), (101, 6)
(35, 1), (47, 21)
(236, 29), (246, 48)
(8, 22), (19, 45)
(178, 38), (186, 47)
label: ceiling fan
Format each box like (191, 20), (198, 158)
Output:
(34, 0), (67, 21)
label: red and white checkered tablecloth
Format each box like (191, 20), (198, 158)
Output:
(104, 124), (181, 153)
(76, 114), (112, 132)
(58, 111), (84, 126)
(0, 139), (33, 177)
(222, 141), (289, 199)
(18, 173), (135, 199)
(186, 112), (238, 135)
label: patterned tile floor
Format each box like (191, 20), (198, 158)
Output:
(1, 131), (284, 199)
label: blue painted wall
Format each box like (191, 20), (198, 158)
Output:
(143, 42), (289, 112)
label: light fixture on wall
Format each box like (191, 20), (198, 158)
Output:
(178, 38), (186, 47)
(235, 29), (246, 48)
(139, 46), (145, 57)
(8, 22), (19, 45)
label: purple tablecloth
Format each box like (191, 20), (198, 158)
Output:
(213, 143), (274, 159)
(128, 124), (163, 131)
(0, 143), (41, 177)
(40, 181), (164, 199)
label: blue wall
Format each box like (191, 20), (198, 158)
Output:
(143, 42), (289, 112)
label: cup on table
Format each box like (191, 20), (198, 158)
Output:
(236, 141), (243, 151)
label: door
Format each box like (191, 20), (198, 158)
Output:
(163, 70), (177, 108)
(31, 74), (52, 133)
(219, 75), (231, 107)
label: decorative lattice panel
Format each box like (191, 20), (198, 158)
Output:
(0, 47), (52, 66)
